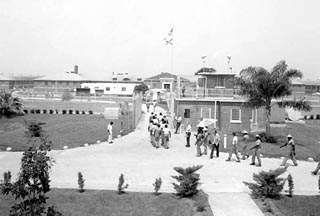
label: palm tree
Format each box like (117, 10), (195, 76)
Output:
(237, 60), (311, 135)
(0, 91), (24, 118)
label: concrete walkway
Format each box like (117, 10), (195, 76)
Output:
(1, 105), (319, 216)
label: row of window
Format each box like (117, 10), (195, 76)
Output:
(183, 108), (241, 123)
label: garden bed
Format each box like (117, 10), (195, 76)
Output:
(0, 189), (213, 216)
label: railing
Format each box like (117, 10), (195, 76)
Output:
(176, 87), (240, 98)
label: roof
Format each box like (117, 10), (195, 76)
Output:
(292, 79), (320, 86)
(175, 97), (246, 103)
(196, 72), (236, 76)
(145, 72), (189, 81)
(0, 74), (13, 80)
(34, 73), (88, 81)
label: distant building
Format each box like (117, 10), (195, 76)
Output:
(144, 72), (190, 92)
(79, 82), (139, 96)
(292, 79), (320, 96)
(0, 74), (12, 91)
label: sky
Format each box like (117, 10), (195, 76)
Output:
(0, 0), (320, 80)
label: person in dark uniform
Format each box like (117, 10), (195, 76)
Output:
(249, 134), (262, 167)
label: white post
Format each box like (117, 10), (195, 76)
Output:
(224, 134), (227, 149)
(214, 100), (217, 128)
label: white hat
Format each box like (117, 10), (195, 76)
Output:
(203, 128), (208, 131)
(255, 134), (260, 138)
(287, 134), (292, 138)
(242, 130), (248, 134)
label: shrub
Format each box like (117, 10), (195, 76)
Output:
(196, 204), (206, 212)
(35, 109), (41, 114)
(30, 109), (35, 114)
(172, 165), (203, 198)
(286, 174), (294, 197)
(62, 110), (67, 114)
(153, 177), (162, 195)
(49, 110), (54, 114)
(82, 111), (86, 114)
(89, 110), (93, 115)
(43, 109), (47, 114)
(310, 115), (314, 119)
(23, 109), (28, 114)
(75, 110), (80, 114)
(1, 171), (12, 185)
(259, 132), (277, 143)
(69, 109), (73, 114)
(317, 115), (320, 120)
(47, 205), (62, 216)
(0, 120), (58, 215)
(117, 174), (129, 194)
(244, 167), (287, 199)
(78, 172), (85, 193)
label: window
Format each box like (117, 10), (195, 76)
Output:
(163, 83), (171, 90)
(184, 109), (191, 118)
(121, 87), (126, 91)
(230, 108), (241, 123)
(44, 81), (48, 86)
(216, 77), (225, 87)
(201, 107), (211, 119)
(106, 87), (110, 91)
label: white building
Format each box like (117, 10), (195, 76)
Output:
(80, 82), (137, 96)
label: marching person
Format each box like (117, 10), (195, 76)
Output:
(241, 130), (250, 160)
(195, 130), (204, 157)
(249, 134), (262, 167)
(153, 100), (157, 112)
(175, 115), (182, 134)
(185, 122), (192, 147)
(280, 134), (298, 166)
(162, 124), (171, 149)
(107, 121), (114, 144)
(154, 124), (161, 148)
(202, 127), (209, 155)
(311, 155), (320, 175)
(146, 102), (150, 112)
(210, 129), (220, 158)
(226, 132), (240, 162)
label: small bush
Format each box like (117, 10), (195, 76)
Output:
(287, 174), (294, 197)
(49, 110), (54, 114)
(47, 205), (63, 216)
(172, 165), (203, 198)
(69, 110), (73, 114)
(244, 167), (287, 199)
(75, 110), (80, 114)
(1, 171), (12, 184)
(36, 109), (41, 114)
(317, 115), (320, 120)
(259, 132), (277, 143)
(43, 109), (47, 114)
(153, 177), (162, 195)
(89, 110), (93, 115)
(78, 172), (85, 193)
(82, 111), (86, 114)
(196, 203), (206, 212)
(310, 115), (314, 120)
(117, 174), (129, 194)
(23, 109), (28, 114)
(30, 109), (35, 114)
(62, 110), (67, 114)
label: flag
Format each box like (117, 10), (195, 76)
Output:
(164, 28), (173, 45)
(201, 55), (207, 60)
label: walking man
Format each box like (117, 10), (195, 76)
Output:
(195, 131), (204, 157)
(241, 130), (250, 160)
(280, 134), (298, 166)
(202, 127), (209, 155)
(210, 129), (220, 158)
(249, 134), (262, 167)
(185, 122), (192, 147)
(107, 121), (114, 143)
(146, 102), (150, 112)
(311, 154), (320, 175)
(162, 124), (171, 149)
(226, 132), (240, 162)
(154, 124), (161, 148)
(175, 115), (182, 134)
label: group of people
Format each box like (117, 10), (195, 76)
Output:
(189, 125), (304, 168)
(148, 112), (171, 149)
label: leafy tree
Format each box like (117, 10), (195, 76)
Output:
(153, 177), (162, 195)
(78, 172), (85, 193)
(0, 90), (24, 118)
(195, 67), (216, 75)
(134, 83), (149, 94)
(0, 120), (60, 215)
(172, 165), (203, 198)
(61, 89), (73, 102)
(244, 167), (287, 199)
(236, 61), (311, 135)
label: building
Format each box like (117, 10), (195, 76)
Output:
(79, 82), (139, 96)
(292, 79), (320, 96)
(174, 70), (274, 134)
(144, 72), (190, 92)
(0, 74), (12, 91)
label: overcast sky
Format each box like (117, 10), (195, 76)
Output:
(0, 0), (319, 80)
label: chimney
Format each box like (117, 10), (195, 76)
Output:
(74, 65), (78, 74)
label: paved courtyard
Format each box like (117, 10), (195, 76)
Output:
(0, 105), (319, 216)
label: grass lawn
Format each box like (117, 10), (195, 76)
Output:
(0, 114), (122, 151)
(0, 189), (213, 216)
(272, 195), (320, 216)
